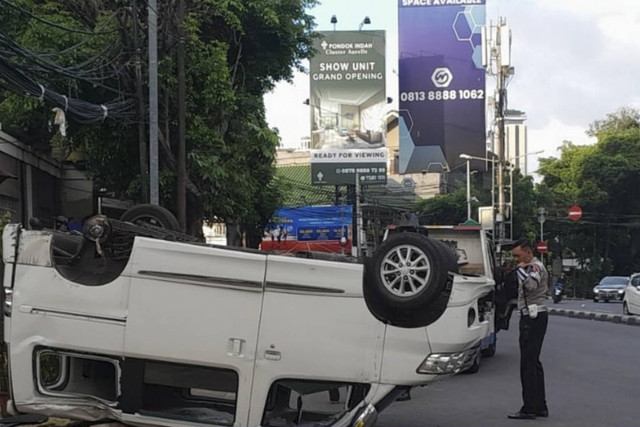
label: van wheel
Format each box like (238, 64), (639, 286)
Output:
(372, 233), (449, 309)
(120, 204), (180, 231)
(363, 233), (457, 328)
(481, 340), (497, 358)
(464, 353), (481, 374)
(623, 302), (630, 315)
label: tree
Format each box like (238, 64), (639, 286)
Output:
(417, 188), (467, 225)
(0, 0), (318, 246)
(511, 168), (537, 239)
(537, 108), (640, 286)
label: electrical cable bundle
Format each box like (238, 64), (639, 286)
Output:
(0, 25), (127, 92)
(0, 57), (135, 124)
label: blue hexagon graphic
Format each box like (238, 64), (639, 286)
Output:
(463, 9), (476, 30)
(469, 5), (485, 29)
(471, 32), (482, 48)
(454, 12), (473, 41)
(472, 46), (483, 69)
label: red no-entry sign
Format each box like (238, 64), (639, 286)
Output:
(537, 241), (549, 254)
(568, 205), (583, 221)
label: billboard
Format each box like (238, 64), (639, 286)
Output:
(309, 30), (387, 185)
(261, 206), (353, 253)
(398, 0), (486, 174)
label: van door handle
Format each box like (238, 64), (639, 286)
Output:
(227, 338), (245, 357)
(264, 350), (281, 361)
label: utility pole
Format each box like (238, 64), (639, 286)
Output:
(148, 0), (159, 205)
(133, 0), (148, 203)
(177, 0), (187, 231)
(483, 18), (513, 248)
(465, 157), (472, 220)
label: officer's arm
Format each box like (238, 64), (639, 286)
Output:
(517, 265), (542, 292)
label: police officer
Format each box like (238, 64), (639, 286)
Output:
(508, 238), (549, 420)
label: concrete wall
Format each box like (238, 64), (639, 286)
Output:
(0, 130), (92, 226)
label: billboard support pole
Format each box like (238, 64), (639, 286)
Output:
(355, 172), (362, 258)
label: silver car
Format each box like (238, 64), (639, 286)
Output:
(593, 276), (629, 302)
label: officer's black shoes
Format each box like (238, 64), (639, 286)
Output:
(507, 411), (537, 420)
(536, 409), (549, 417)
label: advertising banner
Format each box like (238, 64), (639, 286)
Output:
(261, 206), (353, 253)
(398, 0), (486, 174)
(310, 148), (387, 185)
(309, 30), (387, 185)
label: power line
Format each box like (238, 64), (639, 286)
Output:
(0, 31), (129, 94)
(0, 0), (119, 36)
(0, 57), (136, 123)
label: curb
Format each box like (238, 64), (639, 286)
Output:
(548, 307), (640, 326)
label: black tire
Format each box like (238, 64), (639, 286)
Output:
(481, 339), (497, 358)
(363, 233), (455, 328)
(119, 204), (180, 231)
(464, 353), (481, 374)
(371, 233), (449, 310)
(427, 238), (459, 275)
(593, 298), (598, 303)
(623, 302), (630, 315)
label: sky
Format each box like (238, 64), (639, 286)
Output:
(264, 0), (640, 175)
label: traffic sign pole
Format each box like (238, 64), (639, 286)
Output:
(538, 207), (546, 264)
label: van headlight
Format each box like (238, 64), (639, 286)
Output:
(417, 349), (477, 375)
(593, 288), (600, 293)
(618, 289), (624, 294)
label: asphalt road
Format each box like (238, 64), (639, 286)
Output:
(376, 315), (640, 427)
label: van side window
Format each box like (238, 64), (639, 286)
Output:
(262, 379), (370, 427)
(121, 359), (238, 426)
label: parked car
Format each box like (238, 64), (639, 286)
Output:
(623, 273), (640, 315)
(593, 276), (629, 302)
(2, 206), (495, 427)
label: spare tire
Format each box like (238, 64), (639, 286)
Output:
(119, 204), (180, 231)
(371, 233), (449, 310)
(428, 238), (459, 275)
(363, 233), (456, 328)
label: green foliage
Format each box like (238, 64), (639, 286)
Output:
(0, 0), (318, 245)
(511, 169), (537, 239)
(538, 108), (640, 281)
(417, 188), (467, 225)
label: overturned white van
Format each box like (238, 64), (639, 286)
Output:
(2, 209), (494, 427)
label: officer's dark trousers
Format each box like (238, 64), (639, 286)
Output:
(519, 311), (548, 413)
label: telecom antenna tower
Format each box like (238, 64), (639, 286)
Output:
(482, 17), (514, 249)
